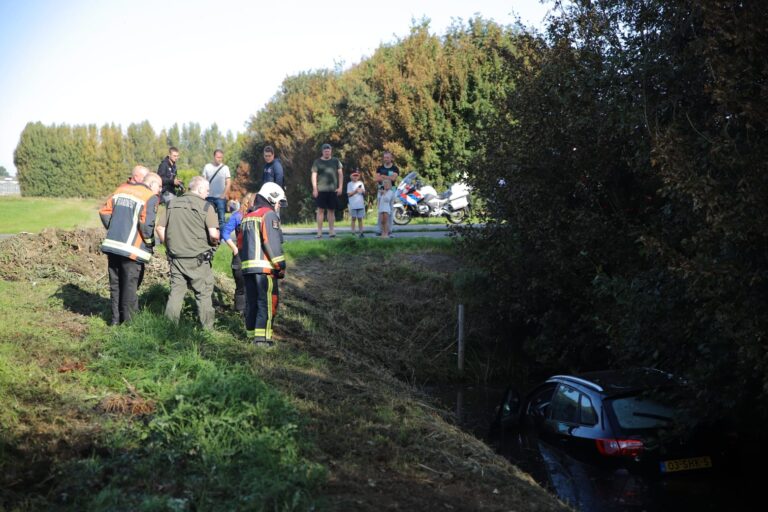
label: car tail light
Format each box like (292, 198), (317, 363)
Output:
(596, 438), (644, 457)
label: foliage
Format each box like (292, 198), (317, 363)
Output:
(244, 19), (525, 222)
(14, 122), (240, 199)
(457, 0), (768, 435)
(0, 166), (8, 177)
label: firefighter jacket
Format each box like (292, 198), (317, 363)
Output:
(99, 182), (159, 263)
(239, 206), (286, 275)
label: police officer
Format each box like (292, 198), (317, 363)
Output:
(157, 176), (220, 329)
(99, 168), (162, 325)
(239, 182), (286, 347)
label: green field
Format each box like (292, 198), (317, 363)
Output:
(0, 196), (458, 233)
(0, 196), (103, 233)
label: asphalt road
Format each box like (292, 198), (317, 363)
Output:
(0, 224), (459, 242)
(282, 224), (454, 241)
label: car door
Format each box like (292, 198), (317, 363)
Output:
(546, 384), (603, 461)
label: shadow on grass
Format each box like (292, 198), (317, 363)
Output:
(138, 282), (247, 339)
(54, 283), (110, 321)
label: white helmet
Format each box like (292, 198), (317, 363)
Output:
(258, 182), (286, 205)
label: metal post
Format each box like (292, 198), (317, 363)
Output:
(457, 304), (465, 373)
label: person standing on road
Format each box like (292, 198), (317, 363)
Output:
(311, 143), (343, 238)
(157, 147), (182, 204)
(202, 149), (231, 228)
(375, 151), (399, 236)
(157, 176), (220, 329)
(99, 168), (162, 325)
(347, 169), (366, 237)
(377, 179), (395, 238)
(262, 145), (287, 214)
(240, 183), (287, 348)
(221, 192), (256, 314)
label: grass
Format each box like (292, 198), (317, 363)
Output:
(0, 227), (568, 512)
(212, 236), (453, 275)
(0, 279), (324, 511)
(0, 196), (468, 234)
(0, 197), (103, 233)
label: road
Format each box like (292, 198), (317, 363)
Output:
(281, 224), (454, 241)
(0, 224), (459, 242)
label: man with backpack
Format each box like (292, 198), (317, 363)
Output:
(202, 148), (231, 227)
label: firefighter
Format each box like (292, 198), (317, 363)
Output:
(239, 182), (286, 347)
(99, 168), (162, 325)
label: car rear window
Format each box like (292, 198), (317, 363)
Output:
(609, 396), (676, 430)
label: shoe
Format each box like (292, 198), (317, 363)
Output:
(252, 338), (275, 349)
(315, 234), (322, 239)
(329, 233), (336, 238)
(359, 233), (365, 238)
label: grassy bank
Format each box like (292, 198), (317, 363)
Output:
(0, 229), (567, 511)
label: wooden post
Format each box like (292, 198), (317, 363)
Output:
(457, 304), (465, 373)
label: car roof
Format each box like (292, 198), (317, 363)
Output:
(547, 368), (678, 397)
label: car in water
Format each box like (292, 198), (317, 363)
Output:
(493, 368), (743, 511)
(496, 368), (737, 474)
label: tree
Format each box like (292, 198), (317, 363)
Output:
(0, 166), (8, 177)
(458, 0), (768, 438)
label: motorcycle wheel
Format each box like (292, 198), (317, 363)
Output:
(393, 207), (412, 225)
(447, 208), (467, 224)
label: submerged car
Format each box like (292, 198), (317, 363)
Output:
(496, 368), (737, 475)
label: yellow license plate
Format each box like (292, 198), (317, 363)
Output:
(660, 456), (713, 473)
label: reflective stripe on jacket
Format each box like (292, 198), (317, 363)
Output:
(99, 183), (158, 263)
(239, 206), (286, 275)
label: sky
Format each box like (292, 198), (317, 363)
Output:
(0, 0), (553, 176)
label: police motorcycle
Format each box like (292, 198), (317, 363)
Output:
(392, 172), (471, 225)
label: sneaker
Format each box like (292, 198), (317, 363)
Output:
(359, 233), (365, 238)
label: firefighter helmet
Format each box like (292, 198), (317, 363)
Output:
(258, 182), (286, 205)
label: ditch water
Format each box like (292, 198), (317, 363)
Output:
(423, 384), (754, 512)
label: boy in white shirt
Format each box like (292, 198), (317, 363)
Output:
(378, 179), (395, 238)
(347, 170), (366, 237)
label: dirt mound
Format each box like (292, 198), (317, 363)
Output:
(0, 228), (169, 288)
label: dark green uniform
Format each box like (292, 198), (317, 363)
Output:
(159, 193), (219, 329)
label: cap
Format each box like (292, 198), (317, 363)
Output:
(321, 143), (332, 150)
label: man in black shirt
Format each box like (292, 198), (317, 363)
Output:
(375, 151), (399, 235)
(157, 146), (182, 204)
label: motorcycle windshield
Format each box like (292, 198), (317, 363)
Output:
(398, 172), (419, 192)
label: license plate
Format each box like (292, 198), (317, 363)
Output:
(660, 456), (713, 473)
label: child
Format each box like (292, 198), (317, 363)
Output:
(347, 170), (366, 237)
(378, 179), (395, 238)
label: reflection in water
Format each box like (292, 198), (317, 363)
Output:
(423, 384), (752, 512)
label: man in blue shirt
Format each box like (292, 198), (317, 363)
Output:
(263, 145), (286, 212)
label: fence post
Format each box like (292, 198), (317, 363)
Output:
(457, 304), (465, 373)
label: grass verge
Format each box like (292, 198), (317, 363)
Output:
(0, 228), (567, 511)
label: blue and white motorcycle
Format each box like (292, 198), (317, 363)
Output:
(392, 172), (471, 225)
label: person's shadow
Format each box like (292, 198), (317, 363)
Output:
(54, 283), (171, 322)
(54, 284), (111, 321)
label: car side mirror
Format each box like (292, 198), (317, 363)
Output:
(498, 387), (521, 428)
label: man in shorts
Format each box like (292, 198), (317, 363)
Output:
(310, 143), (343, 238)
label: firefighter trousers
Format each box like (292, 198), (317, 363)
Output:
(244, 273), (279, 341)
(107, 253), (145, 325)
